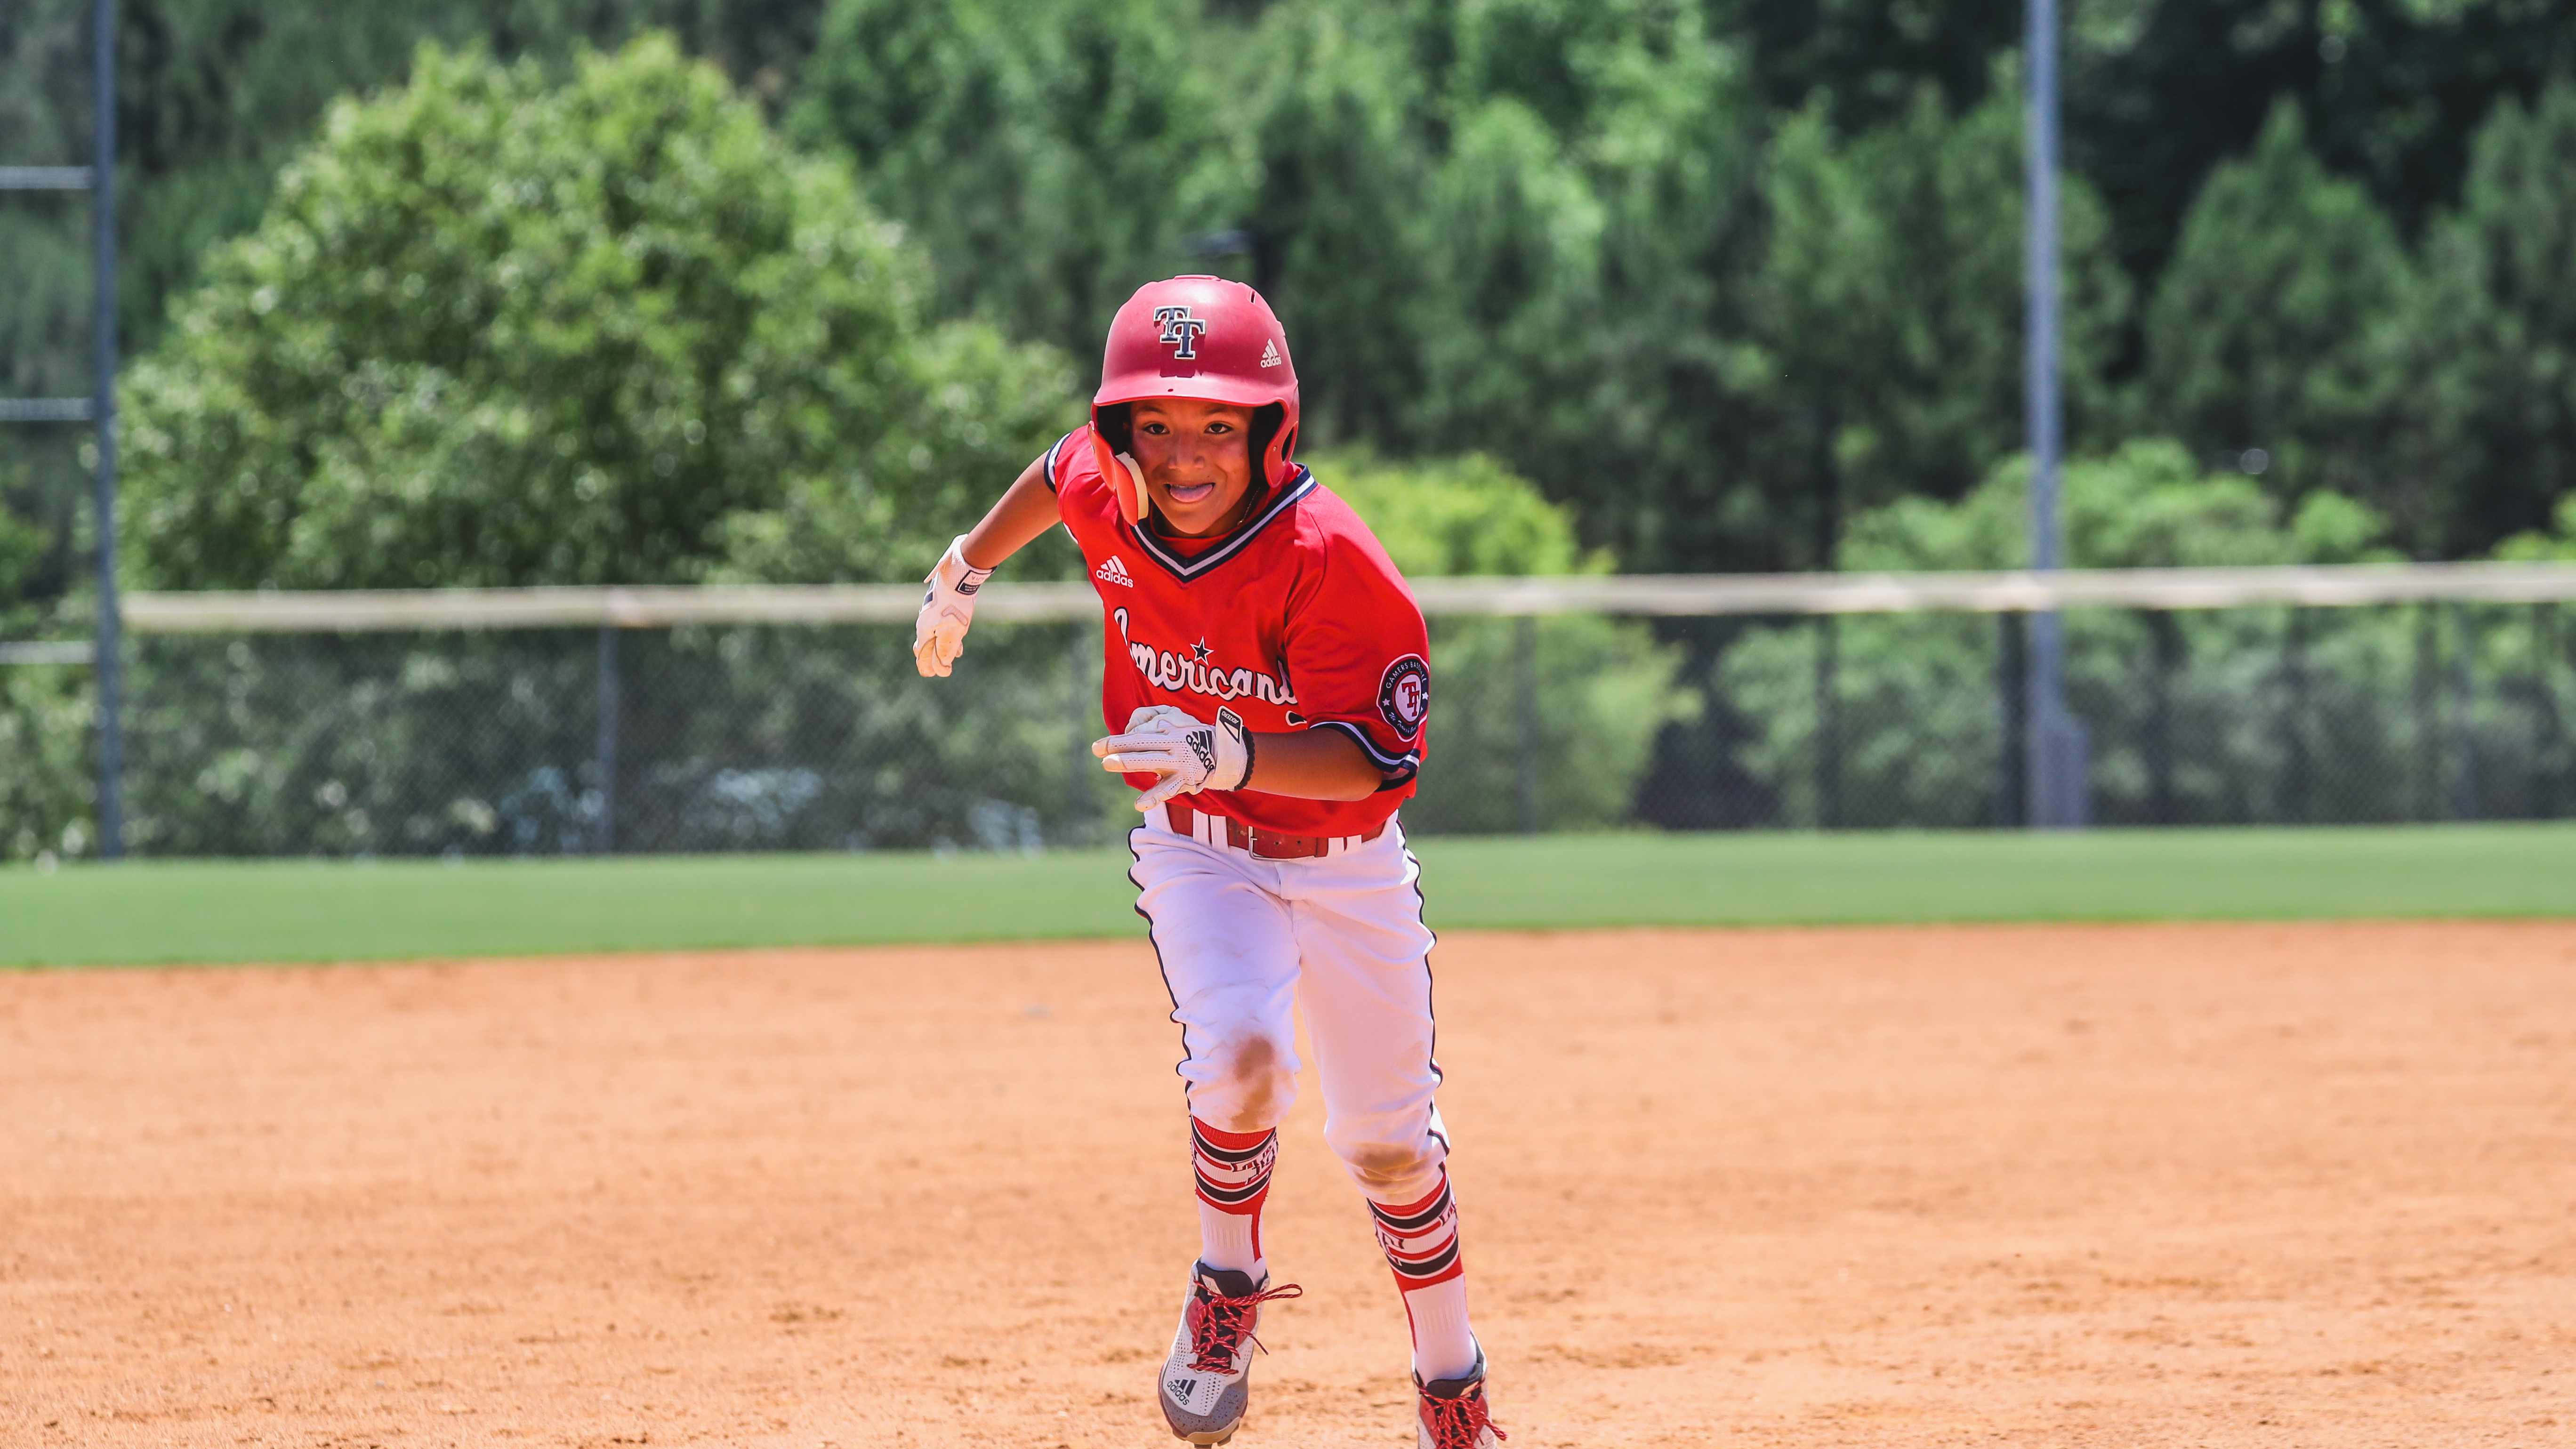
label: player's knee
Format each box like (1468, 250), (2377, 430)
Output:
(1192, 1032), (1296, 1134)
(1328, 1130), (1443, 1202)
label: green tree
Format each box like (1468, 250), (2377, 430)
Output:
(2496, 496), (2576, 563)
(0, 0), (839, 614)
(1223, 0), (1440, 449)
(1406, 0), (1783, 574)
(2141, 104), (2415, 516)
(2068, 0), (2576, 288)
(791, 0), (1239, 362)
(1410, 98), (1605, 452)
(1758, 80), (2132, 563)
(1739, 0), (2021, 132)
(2405, 80), (2576, 554)
(119, 35), (1070, 590)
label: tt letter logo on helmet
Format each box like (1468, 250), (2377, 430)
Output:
(1153, 305), (1207, 360)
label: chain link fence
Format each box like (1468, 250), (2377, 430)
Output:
(1654, 602), (2575, 830)
(4, 584), (2574, 860)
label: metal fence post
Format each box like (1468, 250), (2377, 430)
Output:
(1996, 612), (2027, 827)
(594, 624), (619, 853)
(2539, 602), (2565, 819)
(1514, 614), (1539, 835)
(1813, 613), (1840, 829)
(2450, 602), (2479, 820)
(2147, 610), (2177, 825)
(2414, 602), (2440, 821)
(2284, 606), (2310, 823)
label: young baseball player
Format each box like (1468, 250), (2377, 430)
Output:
(910, 276), (1502, 1448)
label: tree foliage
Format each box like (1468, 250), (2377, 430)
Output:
(790, 0), (1238, 361)
(1759, 78), (2132, 553)
(5, 0), (2573, 610)
(2140, 104), (2417, 511)
(2407, 79), (2576, 553)
(119, 36), (1070, 590)
(2068, 0), (2576, 284)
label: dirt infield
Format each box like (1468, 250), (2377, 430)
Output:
(5, 924), (2572, 1448)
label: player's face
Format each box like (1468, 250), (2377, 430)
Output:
(1130, 399), (1258, 536)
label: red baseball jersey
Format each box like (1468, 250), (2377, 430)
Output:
(1045, 425), (1430, 836)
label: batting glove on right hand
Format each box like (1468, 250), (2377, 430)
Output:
(1093, 705), (1255, 811)
(912, 535), (993, 678)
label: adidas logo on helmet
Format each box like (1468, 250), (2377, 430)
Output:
(1258, 339), (1281, 368)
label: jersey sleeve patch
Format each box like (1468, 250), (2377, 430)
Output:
(1377, 653), (1430, 741)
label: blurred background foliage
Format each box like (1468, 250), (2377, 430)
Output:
(116, 37), (1074, 591)
(3, 0), (2576, 855)
(4, 0), (2574, 598)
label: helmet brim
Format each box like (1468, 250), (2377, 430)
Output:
(1094, 370), (1295, 411)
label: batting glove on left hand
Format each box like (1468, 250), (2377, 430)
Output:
(1093, 705), (1254, 811)
(912, 535), (992, 678)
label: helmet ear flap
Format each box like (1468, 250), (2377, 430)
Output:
(1249, 404), (1295, 487)
(1094, 402), (1134, 456)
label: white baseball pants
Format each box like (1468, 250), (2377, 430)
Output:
(1127, 809), (1449, 1205)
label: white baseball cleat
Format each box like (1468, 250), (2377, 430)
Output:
(1156, 1261), (1302, 1444)
(1415, 1347), (1507, 1449)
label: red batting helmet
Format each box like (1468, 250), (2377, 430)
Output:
(1090, 276), (1300, 524)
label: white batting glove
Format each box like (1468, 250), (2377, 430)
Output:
(1093, 705), (1255, 811)
(912, 535), (993, 678)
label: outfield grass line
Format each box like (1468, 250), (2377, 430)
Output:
(5, 823), (2573, 968)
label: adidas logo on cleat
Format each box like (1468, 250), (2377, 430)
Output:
(1258, 339), (1281, 369)
(1096, 555), (1135, 588)
(1167, 1377), (1198, 1399)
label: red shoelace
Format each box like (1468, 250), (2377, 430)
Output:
(1186, 1281), (1304, 1373)
(1419, 1386), (1509, 1447)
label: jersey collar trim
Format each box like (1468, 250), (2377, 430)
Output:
(1130, 467), (1317, 582)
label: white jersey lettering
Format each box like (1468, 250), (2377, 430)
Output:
(1127, 636), (1296, 707)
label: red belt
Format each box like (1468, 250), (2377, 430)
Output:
(1165, 802), (1387, 861)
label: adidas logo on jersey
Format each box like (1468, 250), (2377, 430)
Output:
(1258, 339), (1282, 369)
(1095, 555), (1135, 588)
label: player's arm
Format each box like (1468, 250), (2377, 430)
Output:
(913, 454), (1060, 678)
(959, 454), (1063, 571)
(1234, 726), (1380, 801)
(1092, 709), (1379, 809)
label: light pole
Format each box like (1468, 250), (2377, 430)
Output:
(2024, 0), (2085, 828)
(93, 0), (125, 857)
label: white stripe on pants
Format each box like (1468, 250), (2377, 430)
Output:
(1128, 811), (1449, 1205)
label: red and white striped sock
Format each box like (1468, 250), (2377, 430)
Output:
(1370, 1174), (1478, 1381)
(1191, 1119), (1278, 1278)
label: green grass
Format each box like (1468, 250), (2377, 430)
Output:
(5, 824), (2573, 969)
